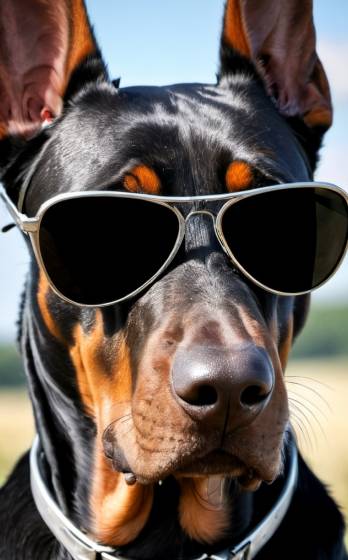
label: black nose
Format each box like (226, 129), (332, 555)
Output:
(171, 344), (274, 428)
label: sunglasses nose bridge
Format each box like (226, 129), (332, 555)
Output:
(184, 210), (218, 244)
(185, 209), (216, 223)
(185, 208), (228, 248)
(183, 209), (225, 259)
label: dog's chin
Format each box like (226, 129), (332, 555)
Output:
(176, 449), (245, 475)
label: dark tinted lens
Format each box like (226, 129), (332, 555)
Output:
(221, 187), (348, 294)
(39, 196), (180, 305)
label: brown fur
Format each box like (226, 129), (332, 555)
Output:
(37, 273), (64, 342)
(225, 161), (253, 192)
(65, 0), (96, 86)
(124, 165), (161, 194)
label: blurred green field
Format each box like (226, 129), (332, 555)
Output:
(0, 390), (34, 482)
(0, 358), (347, 543)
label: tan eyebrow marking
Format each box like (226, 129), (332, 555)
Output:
(225, 161), (253, 192)
(124, 165), (161, 194)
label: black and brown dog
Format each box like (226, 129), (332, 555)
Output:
(0, 1), (347, 559)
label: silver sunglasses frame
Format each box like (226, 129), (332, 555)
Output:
(1, 181), (348, 307)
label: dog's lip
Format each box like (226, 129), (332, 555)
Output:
(104, 433), (278, 487)
(174, 449), (263, 490)
(105, 444), (266, 488)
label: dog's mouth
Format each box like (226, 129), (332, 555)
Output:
(176, 449), (244, 476)
(175, 449), (263, 491)
(102, 403), (286, 487)
(105, 441), (264, 490)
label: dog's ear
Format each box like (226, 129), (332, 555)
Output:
(219, 0), (332, 132)
(0, 0), (105, 140)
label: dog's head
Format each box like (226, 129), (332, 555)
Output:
(0, 0), (333, 553)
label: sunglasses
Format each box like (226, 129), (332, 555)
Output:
(1, 182), (347, 307)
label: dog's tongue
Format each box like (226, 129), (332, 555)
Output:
(204, 476), (227, 509)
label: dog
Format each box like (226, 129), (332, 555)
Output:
(0, 0), (347, 559)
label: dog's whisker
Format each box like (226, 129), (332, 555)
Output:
(289, 414), (313, 452)
(102, 413), (133, 442)
(103, 413), (132, 430)
(288, 397), (318, 432)
(286, 379), (332, 412)
(286, 375), (334, 391)
(288, 395), (326, 441)
(290, 414), (309, 443)
(118, 414), (133, 424)
(289, 401), (317, 449)
(286, 389), (330, 422)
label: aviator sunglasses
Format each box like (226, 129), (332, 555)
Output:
(1, 182), (348, 307)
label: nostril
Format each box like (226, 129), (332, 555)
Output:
(240, 384), (270, 407)
(182, 384), (218, 407)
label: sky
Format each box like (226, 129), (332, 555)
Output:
(0, 0), (347, 341)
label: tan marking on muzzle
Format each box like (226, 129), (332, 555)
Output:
(70, 311), (154, 545)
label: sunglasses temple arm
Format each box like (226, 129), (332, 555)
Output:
(0, 189), (37, 233)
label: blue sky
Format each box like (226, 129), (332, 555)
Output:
(0, 1), (347, 340)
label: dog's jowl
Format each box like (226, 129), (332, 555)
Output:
(0, 1), (347, 559)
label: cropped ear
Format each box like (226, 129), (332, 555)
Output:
(219, 0), (332, 131)
(0, 0), (104, 140)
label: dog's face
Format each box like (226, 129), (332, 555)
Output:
(0, 0), (332, 551)
(29, 83), (304, 474)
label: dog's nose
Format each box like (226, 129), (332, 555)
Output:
(171, 344), (274, 428)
